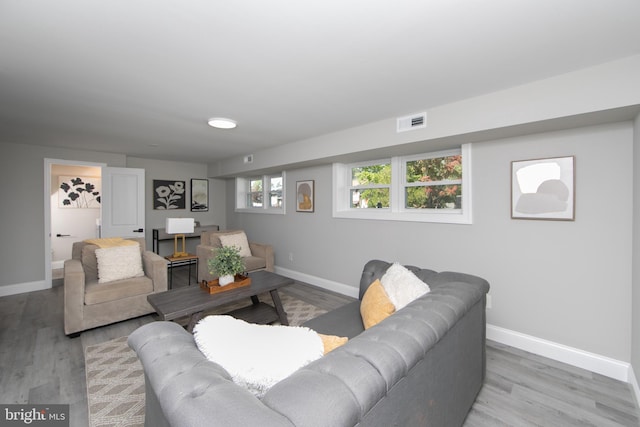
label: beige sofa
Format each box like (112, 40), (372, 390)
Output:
(197, 229), (274, 283)
(64, 237), (168, 337)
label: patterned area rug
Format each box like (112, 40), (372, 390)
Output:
(278, 293), (328, 326)
(84, 293), (327, 427)
(85, 336), (145, 427)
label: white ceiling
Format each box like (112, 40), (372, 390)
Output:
(1, 0), (639, 164)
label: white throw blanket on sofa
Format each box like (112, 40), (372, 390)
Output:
(193, 315), (324, 398)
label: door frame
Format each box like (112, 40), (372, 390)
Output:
(44, 158), (107, 288)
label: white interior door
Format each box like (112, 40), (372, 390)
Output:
(101, 167), (145, 238)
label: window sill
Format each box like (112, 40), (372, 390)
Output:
(234, 208), (285, 215)
(332, 209), (472, 224)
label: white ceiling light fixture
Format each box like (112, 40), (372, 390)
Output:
(208, 117), (237, 129)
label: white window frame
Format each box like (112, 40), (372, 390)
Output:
(333, 144), (472, 224)
(235, 172), (286, 214)
(348, 159), (392, 209)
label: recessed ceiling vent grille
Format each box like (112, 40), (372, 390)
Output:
(397, 112), (427, 133)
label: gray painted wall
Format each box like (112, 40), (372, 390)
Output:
(227, 122), (633, 361)
(126, 157), (227, 256)
(0, 143), (222, 289)
(0, 142), (126, 287)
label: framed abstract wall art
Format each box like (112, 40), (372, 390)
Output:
(191, 178), (209, 212)
(296, 180), (314, 212)
(511, 156), (575, 221)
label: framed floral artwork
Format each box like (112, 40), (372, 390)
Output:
(153, 180), (186, 210)
(191, 178), (209, 212)
(58, 176), (101, 208)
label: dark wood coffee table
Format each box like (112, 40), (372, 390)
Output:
(147, 270), (293, 331)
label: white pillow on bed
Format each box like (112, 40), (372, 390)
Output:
(380, 263), (430, 310)
(193, 315), (324, 398)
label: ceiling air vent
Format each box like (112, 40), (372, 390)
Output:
(243, 154), (253, 164)
(397, 112), (427, 133)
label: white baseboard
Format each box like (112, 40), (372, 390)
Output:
(487, 324), (631, 383)
(274, 266), (359, 299)
(0, 280), (50, 297)
(274, 266), (637, 392)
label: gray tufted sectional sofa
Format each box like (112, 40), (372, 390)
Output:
(128, 260), (490, 427)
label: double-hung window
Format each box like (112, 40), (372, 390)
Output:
(247, 177), (264, 208)
(403, 150), (462, 210)
(333, 144), (472, 223)
(350, 161), (391, 209)
(236, 172), (285, 214)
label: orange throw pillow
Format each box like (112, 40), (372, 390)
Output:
(360, 279), (396, 329)
(318, 334), (348, 354)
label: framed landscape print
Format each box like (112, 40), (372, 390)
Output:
(153, 180), (186, 210)
(191, 178), (209, 212)
(296, 180), (314, 212)
(511, 156), (575, 221)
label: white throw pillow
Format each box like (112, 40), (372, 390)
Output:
(219, 232), (252, 257)
(193, 315), (323, 398)
(380, 263), (430, 310)
(94, 244), (144, 284)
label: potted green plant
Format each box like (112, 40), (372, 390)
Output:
(208, 245), (245, 286)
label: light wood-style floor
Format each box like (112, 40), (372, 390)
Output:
(1, 267), (638, 427)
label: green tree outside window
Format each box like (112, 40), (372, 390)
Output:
(351, 164), (390, 208)
(405, 155), (462, 209)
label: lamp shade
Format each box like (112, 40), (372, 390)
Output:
(166, 218), (195, 234)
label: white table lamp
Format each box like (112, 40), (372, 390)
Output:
(166, 218), (195, 258)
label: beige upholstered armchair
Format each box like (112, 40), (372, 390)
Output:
(64, 237), (168, 337)
(197, 230), (274, 283)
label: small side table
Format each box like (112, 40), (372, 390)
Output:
(164, 254), (199, 289)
